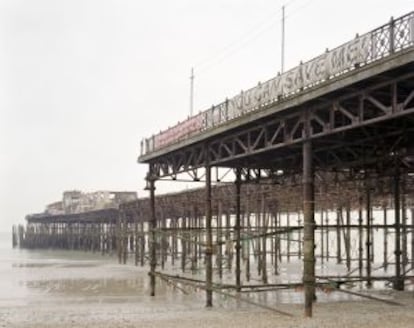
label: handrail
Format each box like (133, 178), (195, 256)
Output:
(140, 11), (414, 157)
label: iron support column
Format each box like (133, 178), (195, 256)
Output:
(303, 140), (315, 317)
(393, 168), (404, 290)
(235, 168), (242, 292)
(148, 165), (157, 296)
(366, 181), (372, 288)
(205, 163), (213, 307)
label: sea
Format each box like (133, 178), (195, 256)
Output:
(0, 228), (359, 309)
(0, 224), (410, 327)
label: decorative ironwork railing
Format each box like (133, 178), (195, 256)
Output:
(140, 11), (414, 156)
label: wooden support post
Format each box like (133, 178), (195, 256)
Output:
(205, 163), (213, 307)
(303, 140), (315, 318)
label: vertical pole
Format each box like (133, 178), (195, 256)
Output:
(281, 5), (285, 73)
(325, 211), (330, 262)
(149, 166), (157, 296)
(117, 215), (122, 264)
(123, 218), (128, 264)
(411, 208), (414, 270)
(393, 167), (404, 290)
(205, 162), (213, 307)
(246, 196), (251, 282)
(181, 216), (187, 273)
(193, 208), (199, 270)
(256, 204), (261, 274)
(366, 180), (372, 288)
(161, 210), (166, 270)
(274, 210), (279, 275)
(226, 212), (233, 271)
(287, 212), (291, 262)
(171, 219), (175, 266)
(383, 204), (388, 271)
(336, 207), (342, 264)
(345, 205), (351, 272)
(235, 168), (242, 292)
(12, 225), (16, 248)
(140, 221), (145, 267)
(320, 210), (324, 264)
(217, 202), (223, 279)
(134, 216), (139, 266)
(358, 194), (363, 277)
(401, 174), (408, 269)
(190, 67), (194, 116)
(261, 196), (268, 284)
(298, 211), (302, 259)
(303, 140), (315, 318)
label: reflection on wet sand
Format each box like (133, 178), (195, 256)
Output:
(1, 244), (414, 327)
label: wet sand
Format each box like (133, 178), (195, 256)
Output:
(1, 243), (413, 328)
(1, 292), (414, 328)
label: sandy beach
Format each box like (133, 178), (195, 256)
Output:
(1, 235), (413, 328)
(1, 291), (414, 328)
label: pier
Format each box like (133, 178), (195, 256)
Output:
(14, 11), (414, 318)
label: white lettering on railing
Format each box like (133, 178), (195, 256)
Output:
(141, 12), (414, 156)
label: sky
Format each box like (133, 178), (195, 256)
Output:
(0, 0), (412, 231)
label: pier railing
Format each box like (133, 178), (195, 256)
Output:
(140, 11), (414, 156)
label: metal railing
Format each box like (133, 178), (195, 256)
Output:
(140, 11), (414, 156)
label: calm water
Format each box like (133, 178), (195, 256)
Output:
(0, 230), (368, 314)
(0, 231), (210, 313)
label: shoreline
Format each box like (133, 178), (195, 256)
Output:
(2, 290), (413, 328)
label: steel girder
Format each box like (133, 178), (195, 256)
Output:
(149, 71), (414, 179)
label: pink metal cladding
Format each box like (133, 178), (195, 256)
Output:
(142, 12), (414, 155)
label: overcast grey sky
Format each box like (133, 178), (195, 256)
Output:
(0, 0), (412, 231)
